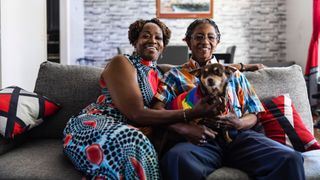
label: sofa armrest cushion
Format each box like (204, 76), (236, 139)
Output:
(31, 61), (103, 138)
(244, 65), (313, 133)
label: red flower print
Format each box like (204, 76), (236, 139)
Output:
(97, 95), (106, 105)
(83, 120), (97, 128)
(85, 144), (103, 165)
(63, 134), (72, 148)
(87, 109), (102, 115)
(99, 78), (106, 88)
(94, 176), (106, 180)
(130, 157), (146, 180)
(108, 103), (115, 108)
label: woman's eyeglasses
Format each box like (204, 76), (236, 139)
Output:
(192, 34), (218, 42)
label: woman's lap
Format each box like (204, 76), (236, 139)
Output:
(226, 130), (305, 179)
(63, 115), (160, 179)
(161, 130), (305, 180)
(161, 140), (224, 180)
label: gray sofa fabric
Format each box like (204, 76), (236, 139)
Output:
(244, 65), (313, 133)
(31, 62), (103, 139)
(0, 139), (82, 179)
(0, 61), (319, 179)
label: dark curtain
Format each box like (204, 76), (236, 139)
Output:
(305, 0), (320, 107)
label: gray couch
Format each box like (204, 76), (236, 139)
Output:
(0, 61), (319, 179)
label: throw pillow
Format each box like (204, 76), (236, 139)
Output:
(0, 86), (60, 139)
(258, 94), (320, 152)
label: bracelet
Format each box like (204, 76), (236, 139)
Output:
(183, 109), (188, 123)
(239, 63), (245, 72)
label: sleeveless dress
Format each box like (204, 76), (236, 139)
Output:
(63, 55), (161, 180)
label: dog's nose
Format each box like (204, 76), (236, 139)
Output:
(207, 78), (215, 86)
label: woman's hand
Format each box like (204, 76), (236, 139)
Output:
(202, 112), (243, 130)
(172, 123), (217, 145)
(216, 112), (243, 130)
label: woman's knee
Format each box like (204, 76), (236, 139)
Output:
(282, 150), (304, 164)
(162, 143), (193, 159)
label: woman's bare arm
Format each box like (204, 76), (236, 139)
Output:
(228, 63), (265, 71)
(102, 55), (215, 126)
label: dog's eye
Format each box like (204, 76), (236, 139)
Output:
(213, 68), (222, 76)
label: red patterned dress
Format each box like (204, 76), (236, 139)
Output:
(63, 55), (161, 180)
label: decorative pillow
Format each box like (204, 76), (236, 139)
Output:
(258, 94), (320, 152)
(0, 86), (60, 139)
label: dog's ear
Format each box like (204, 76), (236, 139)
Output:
(224, 66), (237, 78)
(189, 68), (202, 77)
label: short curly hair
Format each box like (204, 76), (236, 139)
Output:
(128, 18), (171, 47)
(184, 19), (220, 43)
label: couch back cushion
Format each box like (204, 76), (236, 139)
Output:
(243, 65), (313, 133)
(31, 61), (103, 138)
(30, 63), (313, 139)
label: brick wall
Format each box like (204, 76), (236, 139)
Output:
(84, 0), (286, 66)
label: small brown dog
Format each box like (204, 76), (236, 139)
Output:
(190, 63), (234, 113)
(191, 63), (235, 142)
(186, 63), (236, 143)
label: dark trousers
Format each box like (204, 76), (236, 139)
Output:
(160, 130), (305, 180)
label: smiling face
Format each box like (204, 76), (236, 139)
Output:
(187, 23), (219, 65)
(134, 22), (164, 61)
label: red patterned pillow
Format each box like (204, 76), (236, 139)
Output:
(0, 86), (60, 139)
(258, 94), (320, 152)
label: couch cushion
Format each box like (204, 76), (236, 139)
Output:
(302, 149), (320, 179)
(206, 167), (250, 180)
(259, 94), (320, 152)
(0, 139), (82, 179)
(243, 65), (313, 133)
(206, 151), (320, 180)
(31, 61), (103, 138)
(0, 86), (60, 139)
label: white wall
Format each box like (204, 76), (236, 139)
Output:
(0, 0), (47, 91)
(286, 0), (313, 72)
(60, 0), (84, 65)
(0, 0), (314, 88)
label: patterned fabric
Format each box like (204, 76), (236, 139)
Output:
(168, 86), (203, 110)
(259, 94), (320, 152)
(155, 58), (264, 118)
(0, 86), (60, 139)
(63, 55), (162, 179)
